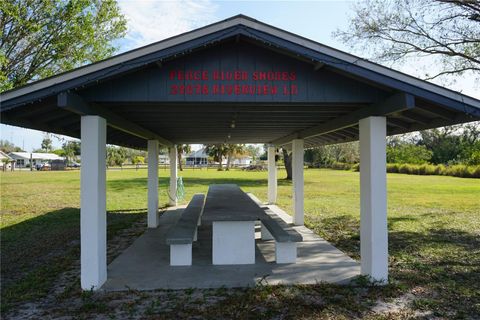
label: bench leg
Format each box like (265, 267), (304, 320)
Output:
(275, 242), (297, 264)
(261, 222), (274, 240)
(193, 229), (198, 242)
(170, 244), (192, 266)
(213, 221), (255, 265)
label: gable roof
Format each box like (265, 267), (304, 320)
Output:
(187, 149), (208, 158)
(2, 14), (479, 113)
(0, 151), (13, 160)
(1, 15), (479, 149)
(8, 152), (64, 160)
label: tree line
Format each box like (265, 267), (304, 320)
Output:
(298, 124), (480, 178)
(303, 124), (480, 168)
(0, 137), (264, 170)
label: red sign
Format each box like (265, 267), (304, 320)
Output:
(168, 70), (298, 96)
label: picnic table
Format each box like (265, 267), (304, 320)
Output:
(202, 184), (266, 265)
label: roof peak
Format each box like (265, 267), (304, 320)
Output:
(1, 14), (479, 111)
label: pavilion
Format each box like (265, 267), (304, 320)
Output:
(1, 15), (479, 291)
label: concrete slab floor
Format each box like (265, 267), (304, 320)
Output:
(101, 203), (360, 291)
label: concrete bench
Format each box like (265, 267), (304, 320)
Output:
(165, 194), (205, 266)
(261, 210), (302, 264)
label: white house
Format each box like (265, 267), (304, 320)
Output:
(158, 154), (170, 164)
(185, 148), (252, 167)
(8, 152), (64, 168)
(185, 148), (208, 166)
(232, 155), (253, 167)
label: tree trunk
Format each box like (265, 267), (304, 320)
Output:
(282, 148), (292, 180)
(226, 152), (232, 171)
(217, 151), (223, 171)
(178, 150), (183, 171)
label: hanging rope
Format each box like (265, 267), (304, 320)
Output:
(167, 176), (186, 203)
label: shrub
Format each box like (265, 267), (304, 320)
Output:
(387, 163), (399, 173)
(388, 163), (478, 178)
(434, 164), (446, 175)
(446, 165), (472, 178)
(325, 161), (479, 179)
(418, 164), (427, 175)
(424, 164), (438, 175)
(472, 166), (480, 178)
(331, 162), (351, 170)
(398, 164), (411, 174)
(318, 162), (360, 172)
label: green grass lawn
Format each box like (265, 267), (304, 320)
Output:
(1, 168), (479, 318)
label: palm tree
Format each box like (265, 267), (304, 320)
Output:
(205, 144), (228, 171)
(225, 144), (246, 170)
(177, 144), (191, 171)
(41, 134), (53, 152)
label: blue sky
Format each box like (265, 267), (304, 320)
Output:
(1, 0), (478, 151)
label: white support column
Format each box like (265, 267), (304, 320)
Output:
(359, 116), (388, 283)
(80, 115), (107, 290)
(147, 140), (159, 228)
(169, 145), (178, 206)
(267, 146), (277, 204)
(292, 139), (304, 226)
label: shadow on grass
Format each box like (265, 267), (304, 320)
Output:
(388, 227), (480, 317)
(306, 213), (480, 317)
(1, 207), (146, 312)
(154, 282), (402, 319)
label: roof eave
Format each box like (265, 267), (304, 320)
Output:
(1, 15), (479, 114)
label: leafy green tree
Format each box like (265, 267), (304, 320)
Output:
(41, 135), (52, 152)
(0, 139), (23, 153)
(386, 144), (432, 164)
(121, 147), (147, 165)
(0, 0), (127, 91)
(225, 144), (246, 170)
(106, 146), (126, 167)
(132, 156), (144, 165)
(335, 0), (480, 81)
(132, 155), (145, 170)
(465, 149), (480, 165)
(457, 123), (480, 165)
(245, 145), (261, 161)
(304, 142), (360, 167)
(61, 140), (81, 163)
(205, 144), (228, 171)
(419, 123), (480, 164)
(419, 127), (464, 164)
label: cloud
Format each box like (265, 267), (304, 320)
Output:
(118, 0), (219, 51)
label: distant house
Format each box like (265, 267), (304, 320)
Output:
(158, 154), (170, 165)
(8, 152), (64, 168)
(0, 151), (14, 170)
(186, 149), (208, 166)
(232, 155), (253, 167)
